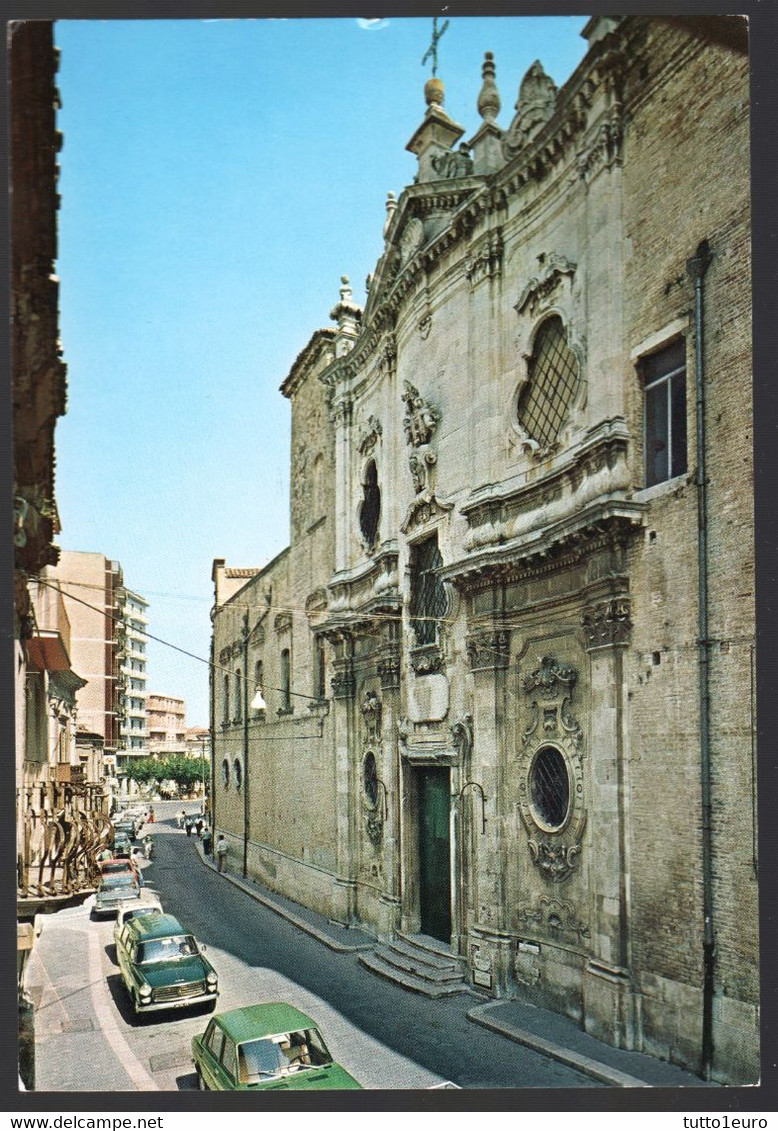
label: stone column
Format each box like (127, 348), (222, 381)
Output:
(376, 645), (402, 936)
(581, 595), (636, 1048)
(464, 625), (513, 995)
(328, 631), (357, 925)
(331, 395), (353, 574)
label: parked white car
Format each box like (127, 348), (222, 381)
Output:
(113, 892), (163, 944)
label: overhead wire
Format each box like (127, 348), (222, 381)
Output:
(33, 575), (756, 707)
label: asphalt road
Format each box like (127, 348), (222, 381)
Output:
(28, 804), (600, 1092)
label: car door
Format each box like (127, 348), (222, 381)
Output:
(116, 926), (137, 993)
(199, 1022), (226, 1090)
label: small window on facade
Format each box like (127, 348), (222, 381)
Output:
(233, 758), (242, 790)
(410, 533), (447, 646)
(529, 746), (570, 831)
(359, 460), (381, 549)
(642, 338), (687, 487)
(223, 675), (230, 725)
(254, 660), (264, 712)
(312, 452), (325, 520)
(235, 669), (242, 721)
(221, 758), (230, 788)
(313, 638), (326, 700)
(517, 315), (579, 450)
(280, 648), (291, 711)
(363, 751), (379, 807)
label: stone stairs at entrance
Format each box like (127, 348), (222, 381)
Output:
(359, 932), (470, 998)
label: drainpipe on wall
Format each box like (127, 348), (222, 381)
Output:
(686, 237), (715, 1081)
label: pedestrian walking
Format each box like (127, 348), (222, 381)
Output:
(178, 809), (186, 829)
(196, 818), (204, 837)
(130, 847), (145, 887)
(216, 834), (227, 873)
(186, 819), (193, 837)
(148, 807), (155, 824)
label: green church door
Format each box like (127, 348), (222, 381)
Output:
(418, 767), (451, 943)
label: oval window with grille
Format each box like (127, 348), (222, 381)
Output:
(517, 315), (579, 449)
(221, 759), (230, 789)
(529, 745), (570, 831)
(233, 758), (243, 791)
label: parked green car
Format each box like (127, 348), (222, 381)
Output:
(192, 1003), (362, 1090)
(115, 912), (218, 1015)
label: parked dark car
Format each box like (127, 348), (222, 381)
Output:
(115, 912), (218, 1015)
(94, 872), (141, 918)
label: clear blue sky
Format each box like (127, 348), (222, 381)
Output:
(53, 16), (588, 726)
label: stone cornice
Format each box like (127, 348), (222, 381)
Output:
(462, 418), (631, 521)
(281, 328), (337, 400)
(326, 546), (401, 623)
(441, 507), (642, 592)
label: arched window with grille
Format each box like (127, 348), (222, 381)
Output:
(516, 315), (579, 451)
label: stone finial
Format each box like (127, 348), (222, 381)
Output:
(477, 51), (501, 122)
(515, 60), (556, 121)
(339, 275), (353, 303)
(424, 75), (445, 109)
(329, 275), (362, 356)
(383, 191), (397, 239)
(502, 59), (557, 160)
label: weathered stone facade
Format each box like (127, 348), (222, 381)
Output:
(211, 16), (755, 1083)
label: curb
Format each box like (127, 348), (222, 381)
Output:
(194, 840), (374, 954)
(467, 1003), (651, 1088)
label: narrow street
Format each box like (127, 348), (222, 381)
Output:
(27, 804), (600, 1092)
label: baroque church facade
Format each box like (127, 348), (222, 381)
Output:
(210, 16), (755, 1084)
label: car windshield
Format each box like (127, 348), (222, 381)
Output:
(135, 935), (199, 964)
(101, 875), (137, 890)
(101, 863), (130, 874)
(123, 906), (160, 923)
(236, 1028), (332, 1084)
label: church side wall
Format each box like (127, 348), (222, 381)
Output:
(621, 26), (755, 1080)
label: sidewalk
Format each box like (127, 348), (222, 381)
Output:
(194, 840), (712, 1090)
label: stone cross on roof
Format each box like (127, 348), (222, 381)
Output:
(421, 16), (449, 77)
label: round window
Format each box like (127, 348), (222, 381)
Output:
(529, 746), (570, 830)
(221, 759), (230, 788)
(363, 752), (379, 808)
(233, 758), (243, 791)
